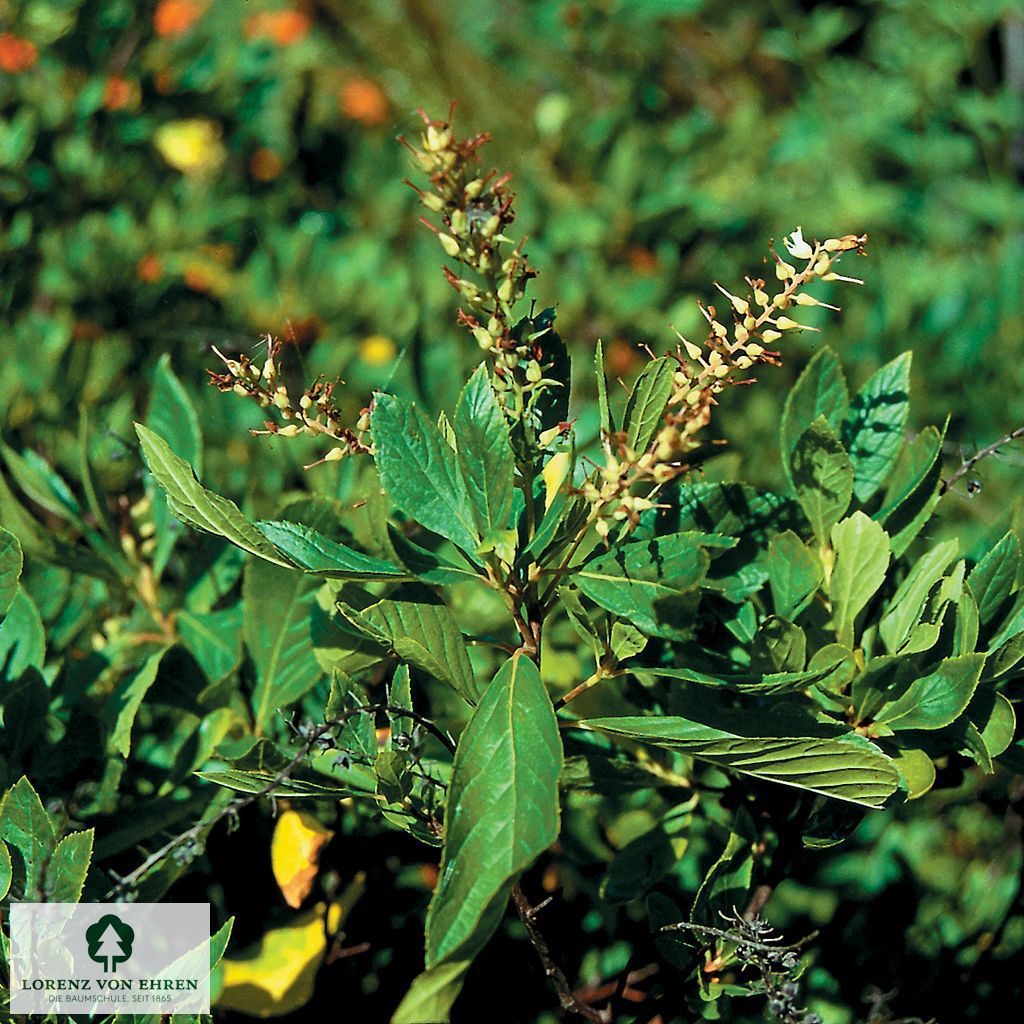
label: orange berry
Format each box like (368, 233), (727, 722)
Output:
(103, 75), (138, 112)
(244, 10), (311, 46)
(339, 77), (389, 127)
(136, 254), (163, 283)
(154, 0), (203, 38)
(0, 34), (38, 74)
(249, 147), (284, 182)
(184, 265), (212, 293)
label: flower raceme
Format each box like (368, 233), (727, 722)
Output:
(581, 227), (867, 537)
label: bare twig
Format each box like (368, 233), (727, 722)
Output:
(940, 426), (1024, 495)
(511, 884), (610, 1023)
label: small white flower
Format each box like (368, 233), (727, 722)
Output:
(783, 226), (814, 260)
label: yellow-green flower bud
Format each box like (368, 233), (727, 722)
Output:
(525, 360), (543, 383)
(439, 233), (460, 258)
(761, 329), (782, 343)
(450, 209), (467, 236)
(464, 179), (484, 199)
(482, 213), (501, 238)
(473, 327), (493, 350)
(775, 316), (801, 330)
(497, 278), (515, 303)
(775, 260), (796, 281)
(420, 192), (445, 212)
(324, 446), (346, 462)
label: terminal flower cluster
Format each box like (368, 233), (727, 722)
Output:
(208, 337), (372, 467)
(583, 228), (867, 536)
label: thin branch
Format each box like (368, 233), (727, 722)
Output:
(105, 703), (454, 899)
(940, 425), (1024, 495)
(511, 884), (610, 1023)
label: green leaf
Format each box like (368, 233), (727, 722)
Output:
(842, 352), (912, 503)
(196, 770), (352, 797)
(396, 655), (561, 1022)
(645, 649), (852, 696)
(889, 747), (936, 799)
(46, 829), (94, 903)
(873, 654), (985, 732)
(106, 650), (167, 758)
(245, 558), (323, 732)
(877, 423), (945, 558)
(969, 531), (1021, 625)
(339, 594), (481, 705)
(582, 716), (899, 807)
(691, 829), (754, 927)
(178, 606), (244, 685)
(149, 353), (203, 476)
(256, 520), (407, 580)
(623, 357), (674, 453)
(768, 530), (823, 620)
(575, 532), (733, 640)
(0, 840), (10, 900)
(135, 423), (294, 568)
(791, 417), (853, 546)
(781, 347), (849, 487)
(0, 526), (23, 618)
(371, 393), (480, 556)
(0, 587), (44, 676)
(879, 539), (959, 653)
(829, 512), (890, 648)
(453, 365), (515, 538)
(0, 776), (56, 898)
(601, 805), (689, 904)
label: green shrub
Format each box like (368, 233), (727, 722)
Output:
(3, 110), (1022, 1023)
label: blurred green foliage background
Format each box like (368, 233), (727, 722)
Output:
(2, 0), (1024, 1020)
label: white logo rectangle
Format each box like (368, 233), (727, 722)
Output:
(10, 902), (212, 1014)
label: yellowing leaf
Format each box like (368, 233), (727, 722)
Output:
(217, 906), (326, 1018)
(154, 118), (226, 176)
(542, 451), (571, 511)
(271, 809), (334, 908)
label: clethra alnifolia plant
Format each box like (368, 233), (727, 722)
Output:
(114, 110), (1019, 1022)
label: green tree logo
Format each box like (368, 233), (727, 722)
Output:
(86, 914), (135, 973)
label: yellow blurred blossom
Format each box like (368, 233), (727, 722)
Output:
(154, 119), (226, 177)
(359, 334), (397, 365)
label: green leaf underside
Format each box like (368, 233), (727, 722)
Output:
(135, 423), (294, 567)
(582, 717), (899, 807)
(623, 357), (675, 454)
(371, 393), (480, 556)
(257, 519), (407, 579)
(195, 770), (351, 797)
(396, 655), (561, 1022)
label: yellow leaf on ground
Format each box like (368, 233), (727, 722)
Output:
(271, 809), (334, 908)
(217, 906), (326, 1018)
